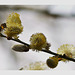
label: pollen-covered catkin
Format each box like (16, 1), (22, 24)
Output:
(20, 61), (47, 70)
(6, 12), (21, 26)
(30, 33), (50, 51)
(4, 12), (23, 39)
(57, 44), (75, 62)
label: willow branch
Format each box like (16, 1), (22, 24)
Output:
(0, 33), (29, 47)
(0, 33), (75, 62)
(41, 50), (75, 62)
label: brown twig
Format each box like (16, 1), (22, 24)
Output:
(0, 33), (75, 62)
(0, 33), (29, 47)
(41, 50), (75, 62)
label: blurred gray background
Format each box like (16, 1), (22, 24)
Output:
(0, 5), (75, 70)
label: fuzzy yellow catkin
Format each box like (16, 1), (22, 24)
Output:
(57, 44), (75, 62)
(20, 61), (47, 70)
(6, 12), (21, 26)
(4, 12), (23, 39)
(30, 33), (49, 51)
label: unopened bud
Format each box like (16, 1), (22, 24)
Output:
(46, 57), (58, 68)
(12, 44), (29, 52)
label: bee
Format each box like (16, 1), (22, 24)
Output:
(0, 23), (6, 31)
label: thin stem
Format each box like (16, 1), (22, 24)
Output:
(41, 50), (75, 62)
(0, 33), (75, 62)
(12, 39), (30, 47)
(0, 33), (29, 47)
